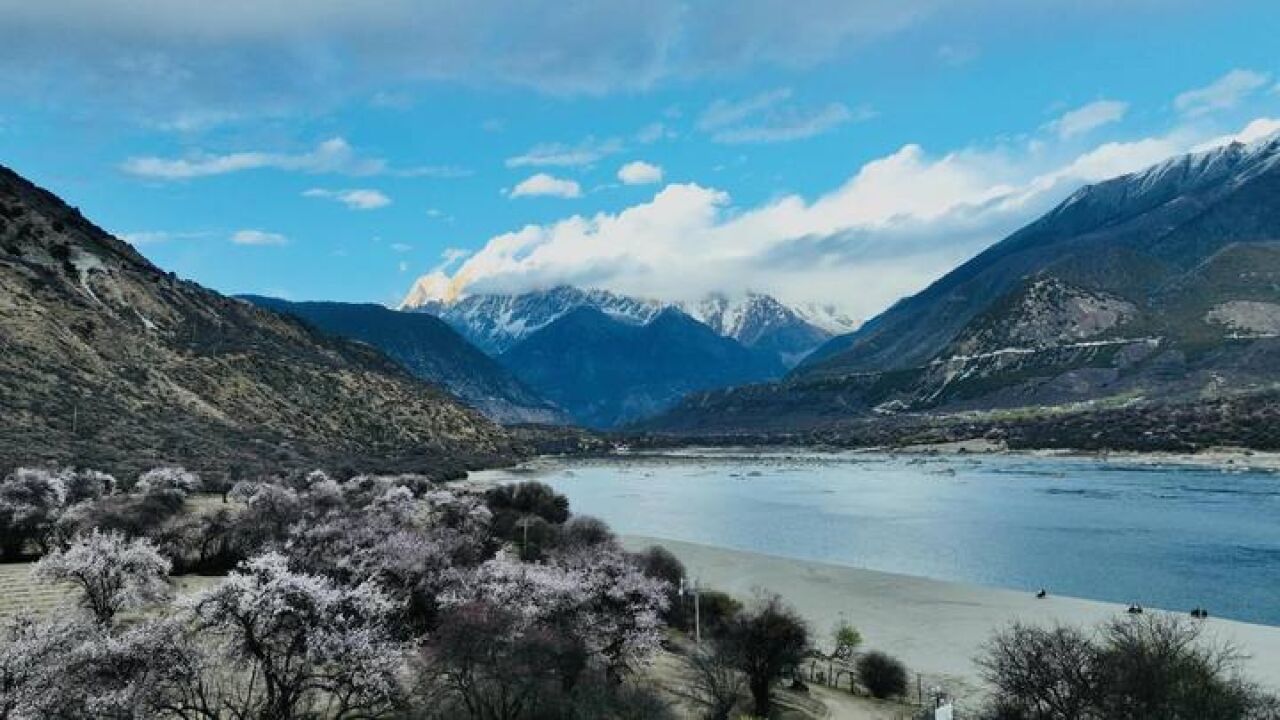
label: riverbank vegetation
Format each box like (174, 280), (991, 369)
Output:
(1, 464), (1276, 718)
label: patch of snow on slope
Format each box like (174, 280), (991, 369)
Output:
(69, 250), (105, 305)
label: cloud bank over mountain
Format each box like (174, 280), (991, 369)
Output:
(409, 113), (1279, 325)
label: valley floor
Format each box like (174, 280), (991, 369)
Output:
(620, 536), (1280, 708)
(890, 439), (1280, 473)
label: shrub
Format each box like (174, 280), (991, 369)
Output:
(135, 467), (201, 496)
(636, 545), (685, 587)
(696, 589), (743, 638)
(832, 620), (862, 656)
(513, 515), (560, 561)
(56, 490), (186, 542)
(561, 515), (616, 549)
(485, 481), (570, 534)
(857, 651), (908, 699)
(977, 615), (1277, 719)
(0, 468), (68, 558)
(718, 593), (810, 716)
(62, 470), (115, 505)
(636, 545), (688, 627)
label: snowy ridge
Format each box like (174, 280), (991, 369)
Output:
(403, 284), (848, 364)
(792, 301), (859, 336)
(1122, 131), (1280, 200)
(404, 286), (666, 355)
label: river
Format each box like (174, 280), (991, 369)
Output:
(473, 449), (1280, 626)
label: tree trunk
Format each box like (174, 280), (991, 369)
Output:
(750, 678), (771, 717)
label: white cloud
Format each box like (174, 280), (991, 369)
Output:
(439, 247), (471, 267)
(303, 187), (392, 210)
(635, 122), (674, 143)
(390, 242), (413, 253)
(506, 137), (623, 168)
(717, 104), (862, 144)
(1175, 69), (1270, 117)
(1191, 117), (1280, 152)
(0, 0), (959, 108)
(231, 229), (288, 246)
(123, 137), (377, 179)
(699, 89), (794, 131)
(396, 165), (472, 179)
(119, 230), (210, 245)
(121, 137), (459, 180)
(370, 90), (413, 110)
(1047, 100), (1128, 139)
(698, 88), (868, 144)
(407, 117), (1278, 325)
(617, 161), (663, 185)
(511, 173), (582, 198)
(936, 43), (979, 67)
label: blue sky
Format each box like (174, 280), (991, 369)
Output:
(2, 0), (1279, 321)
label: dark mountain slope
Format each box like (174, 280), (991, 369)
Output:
(241, 297), (567, 425)
(0, 166), (519, 477)
(800, 137), (1280, 377)
(499, 307), (784, 428)
(645, 136), (1280, 438)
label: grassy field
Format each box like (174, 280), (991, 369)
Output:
(0, 562), (65, 620)
(0, 561), (224, 622)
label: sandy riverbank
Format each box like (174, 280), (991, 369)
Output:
(621, 535), (1280, 702)
(472, 442), (1280, 478)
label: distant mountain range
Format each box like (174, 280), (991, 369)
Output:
(497, 306), (784, 428)
(647, 134), (1280, 435)
(6, 128), (1280, 459)
(240, 297), (567, 425)
(401, 285), (665, 355)
(681, 292), (852, 368)
(0, 166), (519, 477)
(397, 284), (843, 427)
(399, 283), (853, 369)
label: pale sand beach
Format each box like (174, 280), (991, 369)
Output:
(622, 535), (1280, 701)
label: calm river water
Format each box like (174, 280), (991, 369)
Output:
(475, 449), (1280, 626)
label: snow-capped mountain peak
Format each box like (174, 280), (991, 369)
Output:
(792, 301), (860, 336)
(403, 285), (665, 355)
(402, 282), (854, 367)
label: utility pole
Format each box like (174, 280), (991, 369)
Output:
(680, 576), (703, 646)
(694, 576), (701, 646)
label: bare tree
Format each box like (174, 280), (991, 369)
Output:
(675, 646), (747, 720)
(978, 614), (1278, 720)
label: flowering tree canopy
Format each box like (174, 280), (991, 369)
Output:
(441, 547), (668, 676)
(33, 529), (171, 626)
(0, 468), (68, 558)
(188, 552), (403, 719)
(135, 467), (202, 496)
